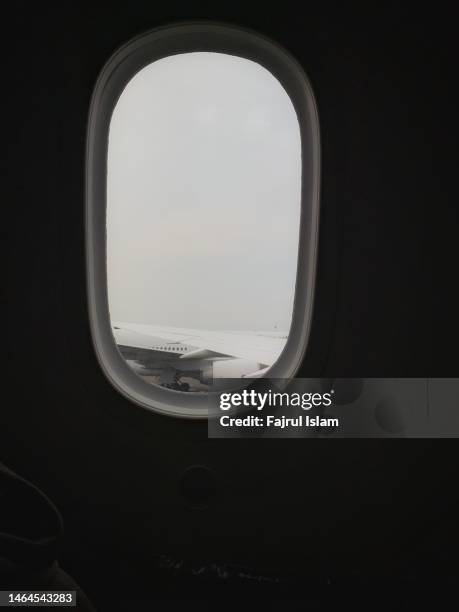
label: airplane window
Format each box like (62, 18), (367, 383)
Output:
(87, 24), (320, 417)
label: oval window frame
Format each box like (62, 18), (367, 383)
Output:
(86, 22), (320, 419)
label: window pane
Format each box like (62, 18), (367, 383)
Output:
(107, 52), (301, 391)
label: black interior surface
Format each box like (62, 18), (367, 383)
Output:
(2, 3), (458, 608)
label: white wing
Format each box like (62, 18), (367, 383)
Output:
(112, 322), (287, 367)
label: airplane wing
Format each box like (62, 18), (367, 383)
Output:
(112, 322), (287, 367)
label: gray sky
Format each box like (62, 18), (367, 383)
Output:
(107, 52), (301, 331)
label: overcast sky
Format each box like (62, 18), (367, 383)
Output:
(107, 52), (301, 332)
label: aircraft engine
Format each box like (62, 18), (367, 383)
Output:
(200, 359), (263, 384)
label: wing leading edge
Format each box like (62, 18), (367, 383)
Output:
(112, 322), (287, 367)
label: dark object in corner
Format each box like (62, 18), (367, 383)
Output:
(0, 463), (96, 611)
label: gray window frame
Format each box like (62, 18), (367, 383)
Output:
(86, 22), (320, 419)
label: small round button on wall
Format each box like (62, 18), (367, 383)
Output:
(180, 465), (217, 508)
